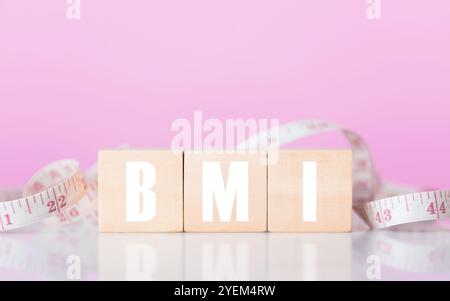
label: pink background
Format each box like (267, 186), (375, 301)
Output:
(0, 1), (449, 188)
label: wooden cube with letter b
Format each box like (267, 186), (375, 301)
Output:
(268, 150), (352, 232)
(98, 150), (183, 232)
(183, 152), (267, 232)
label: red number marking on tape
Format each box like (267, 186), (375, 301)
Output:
(47, 200), (57, 214)
(433, 192), (440, 219)
(52, 188), (60, 214)
(428, 202), (437, 215)
(58, 195), (67, 208)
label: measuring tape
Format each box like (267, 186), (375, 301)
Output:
(238, 119), (450, 230)
(356, 190), (450, 230)
(31, 161), (99, 226)
(0, 160), (87, 231)
(0, 120), (448, 232)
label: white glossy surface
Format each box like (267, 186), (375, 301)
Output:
(1, 222), (449, 281)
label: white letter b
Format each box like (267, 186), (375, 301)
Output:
(126, 162), (156, 222)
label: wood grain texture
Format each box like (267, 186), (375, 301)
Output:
(98, 150), (183, 232)
(184, 152), (267, 232)
(268, 150), (352, 232)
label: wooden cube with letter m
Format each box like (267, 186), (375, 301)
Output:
(183, 152), (267, 232)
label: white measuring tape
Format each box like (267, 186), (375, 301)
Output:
(0, 160), (88, 231)
(0, 119), (448, 232)
(238, 119), (450, 230)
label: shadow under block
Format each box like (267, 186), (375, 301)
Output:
(268, 150), (352, 232)
(98, 150), (183, 232)
(183, 152), (267, 232)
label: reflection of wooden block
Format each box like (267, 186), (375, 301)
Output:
(267, 234), (351, 280)
(184, 152), (267, 232)
(183, 233), (267, 280)
(268, 150), (352, 232)
(98, 234), (183, 280)
(98, 150), (183, 232)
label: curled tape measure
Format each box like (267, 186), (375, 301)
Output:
(238, 119), (450, 230)
(357, 190), (450, 230)
(0, 160), (87, 231)
(0, 120), (448, 232)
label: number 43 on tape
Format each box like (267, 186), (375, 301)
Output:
(98, 149), (353, 233)
(358, 190), (450, 230)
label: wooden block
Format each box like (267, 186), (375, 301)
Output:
(268, 150), (352, 232)
(98, 150), (183, 232)
(184, 152), (267, 232)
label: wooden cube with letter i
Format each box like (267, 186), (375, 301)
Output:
(183, 152), (267, 232)
(98, 150), (183, 232)
(268, 150), (352, 232)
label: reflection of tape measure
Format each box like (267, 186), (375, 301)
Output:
(0, 120), (448, 231)
(0, 224), (98, 279)
(0, 160), (86, 231)
(354, 231), (450, 273)
(238, 119), (450, 230)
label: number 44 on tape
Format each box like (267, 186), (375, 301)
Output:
(98, 150), (352, 233)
